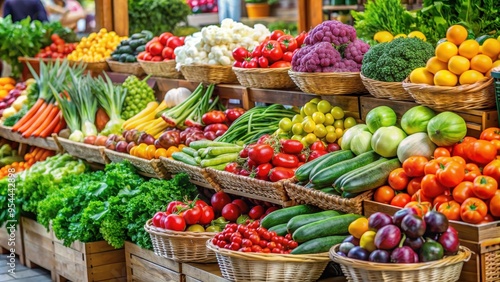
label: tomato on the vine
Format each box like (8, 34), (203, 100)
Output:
(280, 139), (303, 154)
(166, 201), (185, 214)
(183, 206), (202, 225)
(272, 153), (299, 168)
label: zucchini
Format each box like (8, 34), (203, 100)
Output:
(135, 45), (146, 53)
(260, 205), (320, 229)
(118, 45), (133, 54)
(182, 147), (198, 157)
(286, 210), (342, 234)
(119, 53), (129, 62)
(291, 235), (348, 254)
(332, 158), (388, 189)
(131, 33), (145, 39)
(141, 30), (154, 40)
(126, 55), (137, 62)
(310, 151), (380, 188)
(292, 214), (362, 243)
(189, 140), (239, 150)
(200, 153), (238, 168)
(308, 150), (354, 179)
(342, 158), (401, 194)
(171, 152), (198, 166)
(268, 223), (288, 236)
(294, 150), (350, 182)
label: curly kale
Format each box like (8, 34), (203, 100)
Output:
(361, 38), (434, 82)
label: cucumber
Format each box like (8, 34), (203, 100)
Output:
(294, 150), (350, 182)
(171, 152), (198, 166)
(308, 150), (354, 179)
(291, 235), (348, 254)
(292, 214), (362, 243)
(342, 158), (401, 194)
(310, 151), (380, 188)
(333, 158), (388, 189)
(320, 187), (340, 195)
(268, 223), (288, 236)
(182, 147), (198, 157)
(260, 205), (320, 229)
(342, 191), (360, 198)
(286, 210), (342, 234)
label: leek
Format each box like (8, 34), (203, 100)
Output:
(91, 73), (127, 136)
(64, 72), (98, 137)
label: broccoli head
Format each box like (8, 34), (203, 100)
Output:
(304, 20), (357, 46)
(361, 38), (434, 82)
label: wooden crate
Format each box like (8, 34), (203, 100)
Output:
(0, 222), (24, 265)
(125, 241), (184, 282)
(183, 263), (228, 282)
(363, 200), (500, 282)
(54, 239), (127, 282)
(359, 96), (498, 137)
(21, 217), (56, 280)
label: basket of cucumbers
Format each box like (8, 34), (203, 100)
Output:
(107, 30), (151, 76)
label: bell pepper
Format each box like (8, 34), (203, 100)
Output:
(419, 239), (444, 262)
(360, 230), (377, 252)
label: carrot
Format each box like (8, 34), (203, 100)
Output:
(33, 147), (45, 160)
(52, 112), (66, 134)
(39, 112), (61, 138)
(39, 150), (52, 161)
(12, 99), (45, 131)
(21, 104), (54, 138)
(32, 106), (60, 137)
(16, 101), (49, 133)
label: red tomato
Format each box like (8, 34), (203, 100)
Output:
(436, 160), (465, 188)
(472, 175), (498, 199)
(151, 55), (163, 61)
(280, 139), (303, 154)
(251, 44), (263, 57)
(145, 36), (159, 52)
(248, 206), (264, 220)
(269, 167), (295, 182)
(233, 61), (243, 67)
(464, 163), (481, 182)
(161, 47), (174, 59)
(295, 31), (307, 46)
(163, 214), (186, 231)
(481, 213), (496, 223)
(310, 140), (326, 151)
(166, 36), (183, 49)
(159, 32), (173, 45)
(437, 200), (461, 221)
(222, 203), (241, 221)
(411, 189), (434, 203)
(211, 191), (232, 213)
(405, 201), (431, 217)
(489, 190), (500, 217)
(433, 194), (453, 209)
(307, 150), (328, 161)
(421, 174), (447, 198)
(270, 30), (285, 40)
(452, 181), (475, 204)
(248, 144), (274, 164)
(460, 197), (488, 224)
(373, 185), (395, 204)
(194, 199), (209, 208)
(198, 206), (215, 225)
(270, 61), (291, 68)
(407, 176), (423, 196)
(434, 147), (451, 159)
(424, 159), (440, 175)
(255, 163), (273, 178)
(258, 56), (269, 68)
(149, 41), (164, 56)
(225, 162), (240, 174)
(388, 168), (410, 191)
(166, 200), (185, 213)
(152, 211), (166, 227)
(232, 47), (249, 62)
(137, 51), (148, 60)
(483, 159), (500, 184)
(282, 51), (293, 62)
(262, 40), (283, 62)
(51, 33), (61, 42)
(480, 127), (500, 141)
(183, 206), (202, 225)
(467, 140), (497, 165)
(272, 153), (299, 168)
(202, 110), (226, 125)
(277, 35), (298, 52)
(390, 192), (411, 208)
(232, 199), (249, 214)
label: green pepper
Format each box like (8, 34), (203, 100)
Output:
(236, 214), (250, 225)
(211, 216), (229, 229)
(419, 239), (444, 262)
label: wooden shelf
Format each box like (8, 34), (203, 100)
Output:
(323, 5), (359, 11)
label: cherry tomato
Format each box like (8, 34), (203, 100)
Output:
(258, 56), (269, 68)
(221, 203), (241, 221)
(225, 162), (241, 174)
(166, 200), (185, 213)
(211, 191), (232, 213)
(248, 206), (265, 220)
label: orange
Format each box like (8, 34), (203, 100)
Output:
(145, 145), (157, 160)
(485, 60), (500, 77)
(426, 57), (448, 74)
(154, 148), (168, 159)
(470, 54), (493, 73)
(458, 39), (480, 59)
(410, 67), (434, 84)
(436, 42), (458, 62)
(459, 70), (485, 85)
(448, 55), (470, 75)
(434, 70), (458, 86)
(482, 38), (500, 60)
(446, 25), (468, 46)
(0, 90), (7, 99)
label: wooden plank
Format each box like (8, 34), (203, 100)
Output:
(112, 0), (129, 36)
(248, 88), (316, 106)
(102, 0), (114, 31)
(88, 262), (127, 281)
(297, 0), (307, 32)
(86, 240), (120, 254)
(130, 255), (184, 282)
(94, 0), (105, 30)
(182, 263), (229, 282)
(125, 241), (182, 272)
(87, 249), (126, 268)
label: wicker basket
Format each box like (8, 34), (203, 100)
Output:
(206, 241), (330, 282)
(106, 59), (145, 76)
(232, 67), (296, 89)
(288, 70), (367, 95)
(360, 72), (412, 101)
(180, 64), (238, 84)
(402, 77), (495, 111)
(329, 244), (471, 282)
(144, 220), (216, 263)
(55, 136), (109, 164)
(138, 59), (182, 78)
(159, 156), (221, 190)
(283, 180), (371, 214)
(103, 149), (168, 178)
(205, 167), (293, 207)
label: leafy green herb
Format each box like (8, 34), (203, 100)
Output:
(128, 0), (191, 36)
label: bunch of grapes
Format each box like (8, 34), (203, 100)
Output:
(121, 75), (156, 120)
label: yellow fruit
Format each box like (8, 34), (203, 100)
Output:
(485, 60), (500, 77)
(482, 38), (500, 60)
(459, 70), (484, 84)
(446, 25), (468, 46)
(410, 67), (434, 84)
(426, 57), (448, 74)
(448, 55), (470, 75)
(471, 54), (493, 73)
(434, 70), (458, 86)
(374, 31), (394, 43)
(394, 34), (407, 39)
(408, 31), (427, 41)
(458, 39), (480, 59)
(436, 42), (458, 62)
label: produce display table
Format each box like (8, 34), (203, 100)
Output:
(0, 125), (59, 151)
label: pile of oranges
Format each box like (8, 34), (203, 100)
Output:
(410, 25), (500, 86)
(0, 77), (16, 100)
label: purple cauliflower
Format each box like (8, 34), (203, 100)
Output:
(333, 59), (361, 72)
(292, 42), (342, 72)
(344, 39), (370, 64)
(304, 20), (357, 46)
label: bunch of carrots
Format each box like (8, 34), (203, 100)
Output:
(11, 60), (84, 138)
(0, 147), (55, 178)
